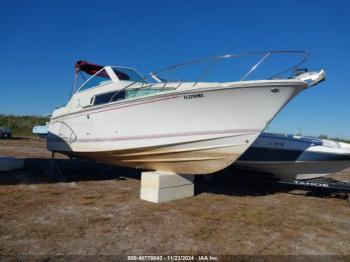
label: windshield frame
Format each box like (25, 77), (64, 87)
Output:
(75, 67), (113, 93)
(110, 65), (148, 83)
(75, 65), (147, 94)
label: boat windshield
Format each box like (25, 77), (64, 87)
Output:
(74, 61), (146, 92)
(78, 69), (112, 92)
(111, 66), (145, 83)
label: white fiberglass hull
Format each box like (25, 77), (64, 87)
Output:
(47, 81), (306, 174)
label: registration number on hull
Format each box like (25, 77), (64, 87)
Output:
(184, 93), (204, 100)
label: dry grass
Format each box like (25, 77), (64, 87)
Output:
(0, 138), (350, 256)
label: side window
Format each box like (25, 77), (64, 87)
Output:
(79, 69), (112, 91)
(94, 91), (126, 106)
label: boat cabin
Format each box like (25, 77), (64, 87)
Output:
(70, 61), (174, 110)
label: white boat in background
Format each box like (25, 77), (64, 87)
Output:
(235, 133), (350, 180)
(32, 123), (49, 138)
(47, 51), (325, 175)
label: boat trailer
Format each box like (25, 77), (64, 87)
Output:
(278, 177), (350, 201)
(234, 170), (350, 202)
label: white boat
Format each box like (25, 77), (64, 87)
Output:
(32, 123), (49, 138)
(47, 51), (325, 175)
(235, 133), (350, 180)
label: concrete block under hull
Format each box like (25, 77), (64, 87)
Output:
(140, 171), (194, 203)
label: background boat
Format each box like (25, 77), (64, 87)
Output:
(235, 132), (350, 179)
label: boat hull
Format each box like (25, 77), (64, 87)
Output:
(64, 133), (259, 174)
(235, 160), (350, 180)
(47, 82), (305, 174)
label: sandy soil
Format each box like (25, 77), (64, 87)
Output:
(0, 137), (350, 258)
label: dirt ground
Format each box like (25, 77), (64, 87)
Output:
(0, 137), (350, 258)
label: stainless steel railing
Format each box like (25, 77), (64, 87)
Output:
(144, 50), (309, 89)
(109, 50), (309, 102)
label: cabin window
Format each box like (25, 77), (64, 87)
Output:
(93, 91), (126, 106)
(125, 88), (173, 99)
(91, 86), (175, 106)
(79, 69), (112, 92)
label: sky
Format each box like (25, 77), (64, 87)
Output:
(0, 0), (349, 139)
